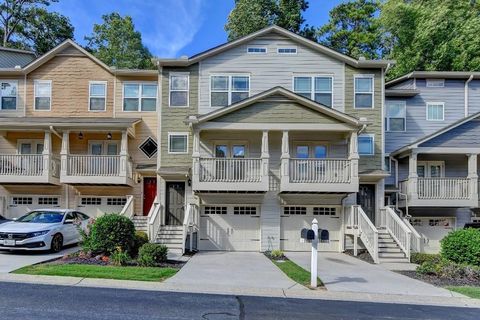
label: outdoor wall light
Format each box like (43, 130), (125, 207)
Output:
(78, 132), (83, 140)
(107, 132), (112, 140)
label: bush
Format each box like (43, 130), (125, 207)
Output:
(111, 248), (131, 266)
(416, 259), (480, 281)
(132, 231), (149, 258)
(441, 228), (480, 266)
(270, 250), (285, 260)
(83, 214), (136, 256)
(416, 261), (437, 275)
(137, 243), (168, 267)
(411, 253), (441, 265)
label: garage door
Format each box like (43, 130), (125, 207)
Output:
(77, 196), (127, 218)
(281, 206), (342, 252)
(410, 217), (455, 254)
(8, 195), (61, 218)
(199, 205), (260, 251)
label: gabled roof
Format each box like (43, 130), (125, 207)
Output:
(386, 71), (480, 88)
(158, 25), (394, 68)
(391, 111), (480, 156)
(189, 86), (361, 127)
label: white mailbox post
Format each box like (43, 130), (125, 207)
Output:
(310, 218), (318, 288)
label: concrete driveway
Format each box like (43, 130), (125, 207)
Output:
(0, 246), (79, 273)
(286, 252), (454, 297)
(166, 252), (305, 291)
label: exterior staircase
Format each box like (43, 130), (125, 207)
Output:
(377, 229), (409, 263)
(154, 225), (184, 254)
(131, 215), (148, 232)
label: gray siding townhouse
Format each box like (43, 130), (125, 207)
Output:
(385, 71), (480, 253)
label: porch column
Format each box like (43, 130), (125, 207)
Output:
(261, 130), (269, 189)
(42, 131), (52, 178)
(467, 153), (478, 204)
(60, 131), (69, 178)
(408, 151), (418, 200)
(192, 129), (200, 187)
(280, 130), (290, 189)
(119, 131), (129, 178)
(349, 131), (359, 184)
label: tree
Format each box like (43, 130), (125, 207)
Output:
(225, 0), (314, 41)
(85, 13), (154, 69)
(317, 0), (384, 59)
(0, 0), (74, 53)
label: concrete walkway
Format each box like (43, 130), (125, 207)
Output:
(166, 251), (305, 291)
(286, 252), (454, 297)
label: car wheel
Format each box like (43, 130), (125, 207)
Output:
(51, 234), (63, 253)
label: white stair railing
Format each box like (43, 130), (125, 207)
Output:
(355, 205), (379, 264)
(382, 207), (411, 259)
(146, 197), (162, 241)
(182, 203), (200, 254)
(119, 195), (135, 219)
(403, 217), (423, 253)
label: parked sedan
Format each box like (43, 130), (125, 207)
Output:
(0, 214), (8, 224)
(0, 209), (90, 252)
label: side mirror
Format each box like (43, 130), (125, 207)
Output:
(64, 219), (75, 224)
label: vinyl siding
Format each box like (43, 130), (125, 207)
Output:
(397, 154), (469, 181)
(468, 80), (480, 115)
(420, 119), (480, 147)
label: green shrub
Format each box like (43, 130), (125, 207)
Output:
(270, 250), (285, 260)
(132, 231), (149, 258)
(138, 243), (168, 267)
(416, 259), (480, 281)
(83, 214), (136, 255)
(416, 261), (438, 275)
(441, 228), (480, 266)
(111, 248), (131, 266)
(411, 253), (441, 265)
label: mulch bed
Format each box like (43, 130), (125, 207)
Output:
(344, 249), (374, 264)
(397, 270), (480, 287)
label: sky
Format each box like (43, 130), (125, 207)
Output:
(50, 0), (345, 58)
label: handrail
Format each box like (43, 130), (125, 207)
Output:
(119, 195), (134, 219)
(403, 217), (422, 253)
(199, 157), (262, 182)
(417, 177), (469, 200)
(182, 203), (199, 253)
(146, 197), (161, 241)
(383, 206), (411, 259)
(0, 154), (44, 176)
(289, 158), (351, 183)
(350, 205), (379, 264)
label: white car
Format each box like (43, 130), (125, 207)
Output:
(0, 209), (90, 252)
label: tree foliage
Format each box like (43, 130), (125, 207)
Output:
(85, 12), (154, 69)
(225, 0), (314, 41)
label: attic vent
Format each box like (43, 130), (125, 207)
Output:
(277, 47), (297, 54)
(247, 47), (267, 54)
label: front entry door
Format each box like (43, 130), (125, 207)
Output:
(143, 178), (157, 216)
(166, 182), (185, 225)
(357, 184), (376, 224)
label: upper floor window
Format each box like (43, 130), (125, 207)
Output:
(88, 140), (119, 155)
(278, 47), (297, 54)
(358, 134), (374, 155)
(123, 83), (157, 111)
(293, 76), (333, 107)
(34, 80), (51, 111)
(210, 75), (249, 107)
(294, 143), (327, 159)
(426, 79), (444, 88)
(169, 73), (189, 107)
(168, 132), (188, 154)
(354, 75), (374, 109)
(386, 101), (406, 132)
(89, 81), (107, 111)
(426, 102), (444, 121)
(247, 47), (267, 54)
(0, 81), (17, 110)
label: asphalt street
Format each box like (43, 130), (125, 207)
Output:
(0, 281), (478, 320)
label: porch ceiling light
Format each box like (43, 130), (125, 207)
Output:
(78, 132), (83, 140)
(107, 132), (112, 140)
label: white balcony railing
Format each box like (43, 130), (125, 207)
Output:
(0, 154), (44, 176)
(199, 158), (262, 183)
(417, 178), (470, 200)
(289, 158), (351, 183)
(67, 155), (127, 177)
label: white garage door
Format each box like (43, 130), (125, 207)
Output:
(199, 205), (260, 251)
(281, 206), (342, 252)
(411, 217), (455, 254)
(77, 196), (127, 218)
(8, 195), (61, 218)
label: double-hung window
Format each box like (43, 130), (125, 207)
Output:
(210, 75), (249, 107)
(354, 76), (374, 109)
(293, 76), (333, 107)
(358, 134), (374, 156)
(89, 81), (107, 111)
(34, 80), (52, 111)
(168, 133), (188, 154)
(0, 81), (17, 110)
(169, 73), (189, 107)
(386, 101), (406, 131)
(123, 83), (157, 111)
(426, 102), (444, 121)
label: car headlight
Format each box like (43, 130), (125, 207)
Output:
(28, 230), (50, 238)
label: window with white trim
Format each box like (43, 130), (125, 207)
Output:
(168, 133), (188, 154)
(293, 76), (333, 107)
(89, 81), (106, 111)
(283, 206), (307, 215)
(107, 197), (127, 206)
(386, 101), (406, 131)
(1, 81), (17, 110)
(38, 197), (59, 205)
(210, 75), (249, 107)
(426, 102), (444, 121)
(426, 79), (444, 88)
(278, 47), (297, 54)
(123, 83), (157, 111)
(169, 73), (189, 107)
(358, 134), (374, 155)
(203, 206), (227, 215)
(12, 197), (33, 205)
(81, 197), (102, 205)
(313, 207), (337, 216)
(233, 206), (257, 215)
(247, 47), (267, 54)
(354, 76), (374, 109)
(34, 80), (51, 110)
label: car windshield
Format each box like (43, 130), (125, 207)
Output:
(17, 211), (64, 223)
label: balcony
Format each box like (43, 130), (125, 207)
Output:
(60, 155), (134, 186)
(192, 157), (269, 192)
(280, 158), (358, 193)
(0, 154), (60, 184)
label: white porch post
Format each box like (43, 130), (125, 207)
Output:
(468, 153), (478, 204)
(192, 129), (200, 188)
(42, 131), (52, 178)
(280, 130), (290, 190)
(261, 130), (269, 189)
(408, 151), (418, 201)
(119, 131), (129, 178)
(60, 131), (69, 178)
(349, 131), (359, 185)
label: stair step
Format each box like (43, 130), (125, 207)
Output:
(155, 242), (184, 249)
(378, 243), (400, 248)
(159, 226), (183, 230)
(379, 257), (410, 263)
(378, 248), (403, 253)
(379, 252), (407, 258)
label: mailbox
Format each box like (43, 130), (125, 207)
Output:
(319, 229), (329, 243)
(300, 228), (315, 241)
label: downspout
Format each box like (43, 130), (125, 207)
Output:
(465, 74), (474, 117)
(23, 73), (27, 117)
(49, 126), (62, 139)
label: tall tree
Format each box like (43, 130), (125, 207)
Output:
(85, 13), (154, 69)
(225, 0), (314, 41)
(317, 0), (383, 59)
(0, 0), (74, 53)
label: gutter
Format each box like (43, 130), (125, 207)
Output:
(465, 74), (474, 117)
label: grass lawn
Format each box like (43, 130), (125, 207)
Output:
(447, 286), (480, 299)
(272, 260), (323, 288)
(13, 264), (178, 282)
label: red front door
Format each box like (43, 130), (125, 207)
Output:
(143, 177), (157, 216)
